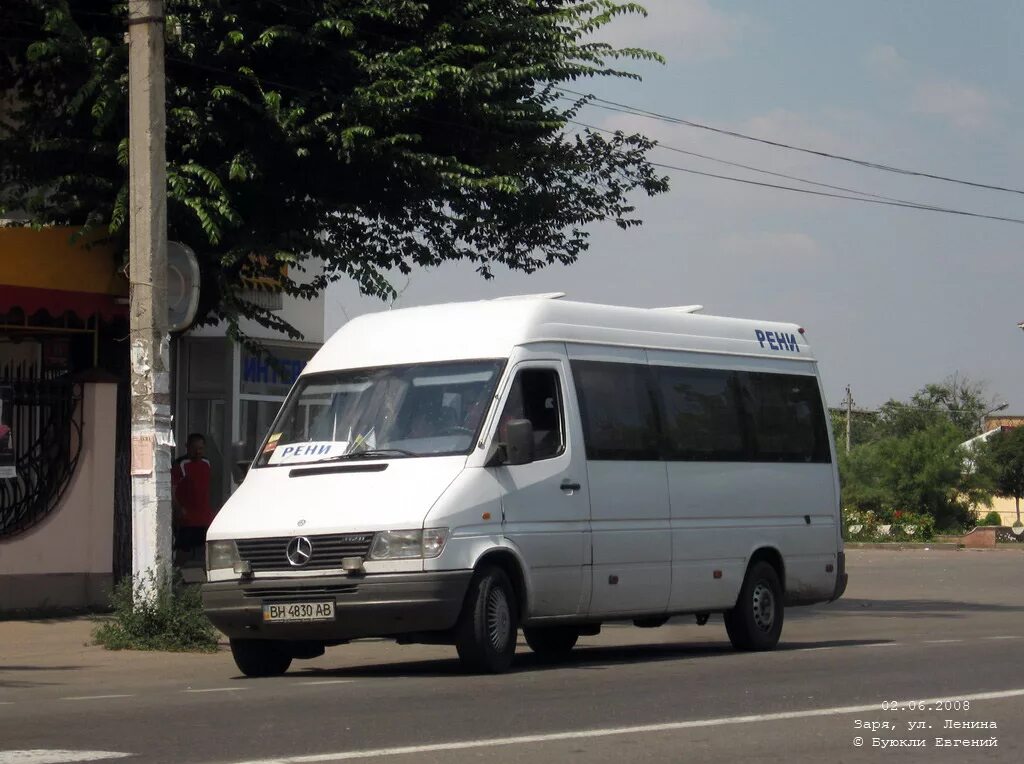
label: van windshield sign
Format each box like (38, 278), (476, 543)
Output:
(755, 329), (800, 353)
(268, 440), (349, 464)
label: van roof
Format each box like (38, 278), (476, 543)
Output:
(303, 295), (815, 375)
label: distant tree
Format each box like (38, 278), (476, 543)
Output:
(839, 421), (992, 532)
(876, 374), (995, 441)
(984, 427), (1024, 525)
(0, 0), (668, 341)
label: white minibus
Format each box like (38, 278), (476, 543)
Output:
(202, 295), (846, 675)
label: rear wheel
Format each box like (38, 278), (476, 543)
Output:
(724, 561), (784, 651)
(455, 566), (518, 674)
(230, 638), (293, 677)
(523, 626), (580, 660)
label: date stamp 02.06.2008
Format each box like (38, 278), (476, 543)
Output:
(851, 699), (1000, 749)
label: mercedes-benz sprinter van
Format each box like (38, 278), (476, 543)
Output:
(202, 295), (846, 675)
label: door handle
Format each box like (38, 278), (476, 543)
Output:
(560, 480), (581, 492)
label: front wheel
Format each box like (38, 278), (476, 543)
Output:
(523, 626), (580, 660)
(724, 561), (784, 651)
(230, 638), (293, 677)
(455, 566), (518, 674)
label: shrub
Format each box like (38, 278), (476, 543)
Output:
(843, 508), (935, 542)
(978, 511), (1004, 527)
(93, 568), (219, 653)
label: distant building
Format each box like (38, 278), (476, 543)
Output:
(0, 224), (326, 611)
(983, 414), (1024, 431)
(175, 275), (325, 512)
(0, 226), (128, 611)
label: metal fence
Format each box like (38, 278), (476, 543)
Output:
(0, 363), (84, 539)
(113, 381), (132, 582)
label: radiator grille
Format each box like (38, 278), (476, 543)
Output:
(236, 534), (374, 572)
(241, 583), (359, 599)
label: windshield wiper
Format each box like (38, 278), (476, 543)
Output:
(317, 448), (417, 463)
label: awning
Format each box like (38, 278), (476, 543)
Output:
(0, 284), (127, 321)
(0, 226), (128, 323)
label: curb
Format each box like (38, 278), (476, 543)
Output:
(845, 542), (961, 551)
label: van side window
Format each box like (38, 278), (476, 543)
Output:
(497, 368), (565, 461)
(741, 373), (831, 463)
(654, 366), (748, 460)
(571, 361), (660, 461)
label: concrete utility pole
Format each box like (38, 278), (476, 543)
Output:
(128, 1), (172, 588)
(842, 385), (854, 454)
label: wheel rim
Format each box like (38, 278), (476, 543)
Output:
(486, 586), (512, 651)
(751, 581), (775, 632)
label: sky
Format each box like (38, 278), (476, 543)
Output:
(325, 0), (1024, 413)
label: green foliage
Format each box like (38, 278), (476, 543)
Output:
(978, 510), (1004, 526)
(875, 374), (993, 442)
(93, 569), (219, 653)
(984, 427), (1024, 500)
(983, 426), (1024, 524)
(839, 420), (991, 533)
(1, 1), (669, 342)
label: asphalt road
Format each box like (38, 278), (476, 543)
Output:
(2, 549), (1023, 764)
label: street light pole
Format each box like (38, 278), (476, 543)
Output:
(980, 402), (1009, 434)
(128, 0), (172, 590)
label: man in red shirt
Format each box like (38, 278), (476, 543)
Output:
(172, 433), (214, 564)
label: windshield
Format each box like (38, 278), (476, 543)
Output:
(255, 360), (505, 467)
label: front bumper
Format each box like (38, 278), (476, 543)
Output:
(202, 570), (472, 641)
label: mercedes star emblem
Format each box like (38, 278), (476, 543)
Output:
(286, 536), (313, 567)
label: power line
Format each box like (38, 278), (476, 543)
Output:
(573, 117), (1024, 223)
(557, 87), (1024, 197)
(644, 158), (1024, 226)
(568, 118), (944, 208)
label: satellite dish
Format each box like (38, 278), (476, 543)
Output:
(167, 241), (200, 331)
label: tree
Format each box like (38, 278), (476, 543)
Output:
(875, 374), (995, 441)
(984, 427), (1024, 525)
(839, 420), (992, 532)
(0, 1), (668, 340)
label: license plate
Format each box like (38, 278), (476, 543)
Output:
(262, 601), (335, 623)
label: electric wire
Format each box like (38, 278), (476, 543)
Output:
(642, 158), (1024, 225)
(557, 87), (1024, 197)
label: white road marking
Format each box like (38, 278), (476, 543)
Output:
(0, 751), (132, 764)
(923, 639), (963, 644)
(184, 687), (246, 694)
(296, 680), (354, 686)
(60, 695), (135, 702)
(228, 688), (1024, 763)
(852, 642), (898, 648)
(982, 635), (1020, 640)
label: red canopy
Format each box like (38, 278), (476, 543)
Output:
(0, 285), (128, 322)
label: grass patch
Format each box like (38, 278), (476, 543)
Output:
(93, 568), (219, 653)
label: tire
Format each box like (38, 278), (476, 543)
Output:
(455, 566), (519, 674)
(230, 638), (293, 677)
(724, 561), (784, 651)
(523, 626), (580, 660)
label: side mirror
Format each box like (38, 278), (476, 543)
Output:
(231, 441), (251, 484)
(484, 419), (536, 467)
(501, 418), (535, 466)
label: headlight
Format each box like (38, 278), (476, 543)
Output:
(206, 540), (240, 571)
(369, 528), (448, 560)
